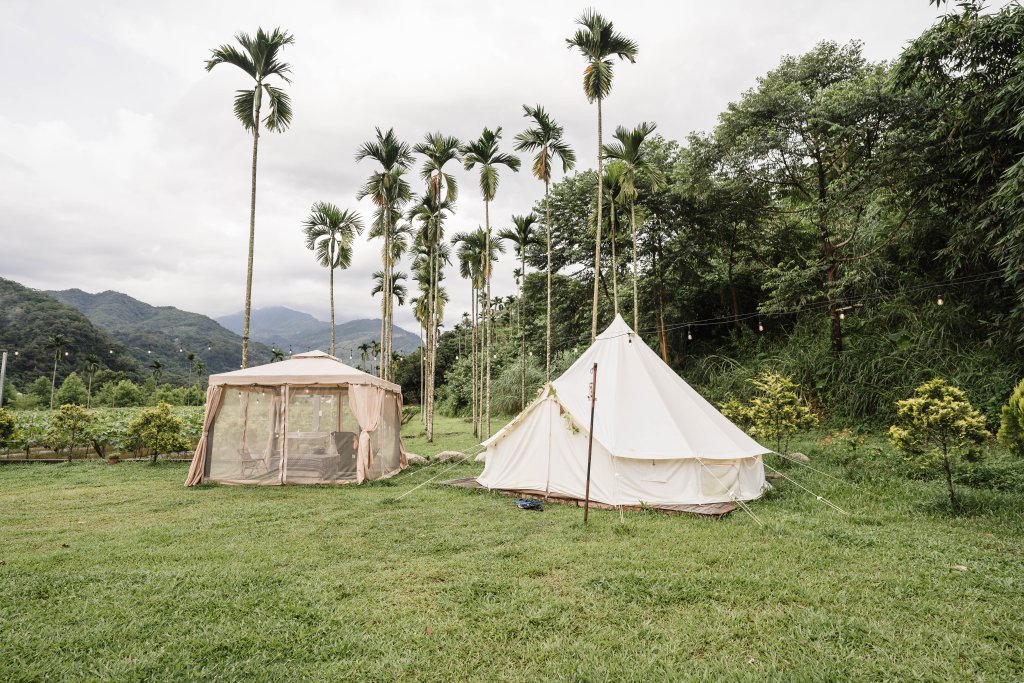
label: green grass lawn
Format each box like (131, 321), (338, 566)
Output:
(1, 417), (1023, 681)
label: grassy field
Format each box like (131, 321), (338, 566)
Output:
(1, 415), (1023, 681)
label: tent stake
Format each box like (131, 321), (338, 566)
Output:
(584, 362), (598, 524)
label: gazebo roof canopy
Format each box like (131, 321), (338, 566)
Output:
(207, 350), (400, 392)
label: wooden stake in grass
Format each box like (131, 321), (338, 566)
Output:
(584, 362), (598, 524)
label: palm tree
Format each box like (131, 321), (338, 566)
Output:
(514, 105), (576, 381)
(47, 333), (69, 409)
(150, 359), (164, 384)
(205, 27), (295, 368)
(270, 348), (285, 362)
(186, 351), (196, 385)
(356, 128), (413, 380)
(462, 127), (520, 438)
(370, 340), (381, 373)
(603, 122), (665, 329)
(194, 359), (207, 383)
(83, 354), (101, 409)
(372, 270), (408, 307)
(566, 10), (638, 341)
(453, 228), (490, 436)
(358, 342), (371, 370)
(302, 202), (364, 356)
(413, 133), (461, 441)
(601, 162), (626, 313)
(498, 213), (539, 409)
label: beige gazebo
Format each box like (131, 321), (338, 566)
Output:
(185, 350), (407, 486)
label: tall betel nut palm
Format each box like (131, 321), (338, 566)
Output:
(566, 10), (637, 341)
(462, 127), (520, 438)
(356, 128), (413, 381)
(302, 202), (364, 356)
(514, 105), (576, 381)
(498, 213), (539, 410)
(602, 121), (664, 330)
(205, 27), (295, 368)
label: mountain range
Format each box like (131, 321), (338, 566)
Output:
(0, 276), (419, 390)
(216, 306), (421, 363)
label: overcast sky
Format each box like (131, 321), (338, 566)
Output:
(1, 0), (974, 333)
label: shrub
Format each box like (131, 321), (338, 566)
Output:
(997, 378), (1024, 457)
(112, 380), (143, 408)
(55, 372), (89, 407)
(48, 404), (94, 455)
(0, 407), (15, 447)
(889, 378), (991, 507)
(720, 370), (817, 455)
(126, 402), (189, 462)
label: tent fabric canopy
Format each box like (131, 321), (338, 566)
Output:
(479, 315), (769, 506)
(184, 350), (406, 487)
(206, 350), (400, 392)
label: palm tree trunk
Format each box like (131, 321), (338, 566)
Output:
(242, 91), (262, 369)
(631, 202), (640, 331)
(485, 200), (492, 439)
(87, 374), (93, 409)
(329, 245), (336, 357)
(383, 206), (391, 382)
(471, 283), (478, 437)
(610, 196), (618, 315)
(50, 351), (59, 409)
(545, 180), (552, 383)
(520, 252), (526, 410)
(591, 96), (604, 343)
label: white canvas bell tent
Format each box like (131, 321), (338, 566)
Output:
(477, 315), (769, 507)
(184, 350), (407, 486)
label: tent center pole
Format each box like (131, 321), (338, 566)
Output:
(584, 362), (598, 524)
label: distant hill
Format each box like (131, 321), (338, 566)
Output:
(216, 307), (421, 361)
(49, 288), (273, 383)
(0, 278), (142, 389)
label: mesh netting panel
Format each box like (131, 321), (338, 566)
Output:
(285, 387), (355, 483)
(207, 387), (282, 483)
(368, 394), (402, 479)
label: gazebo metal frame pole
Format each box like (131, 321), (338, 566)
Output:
(583, 362), (598, 524)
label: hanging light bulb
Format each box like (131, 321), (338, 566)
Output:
(758, 320), (764, 332)
(937, 295), (944, 306)
(839, 312), (845, 320)
(687, 328), (693, 341)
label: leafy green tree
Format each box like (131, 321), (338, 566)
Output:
(714, 41), (905, 355)
(205, 27), (295, 368)
(112, 380), (143, 408)
(890, 379), (991, 506)
(997, 378), (1024, 458)
(55, 372), (89, 406)
(48, 404), (93, 455)
(895, 2), (1024, 331)
(126, 402), (190, 463)
(356, 128), (414, 380)
(514, 104), (576, 381)
(462, 127), (520, 438)
(566, 9), (638, 342)
(302, 202), (364, 356)
(28, 376), (51, 407)
(602, 121), (665, 329)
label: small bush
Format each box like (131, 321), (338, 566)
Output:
(997, 377), (1024, 457)
(0, 407), (16, 447)
(48, 404), (94, 455)
(889, 378), (990, 507)
(126, 402), (189, 462)
(719, 370), (817, 455)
